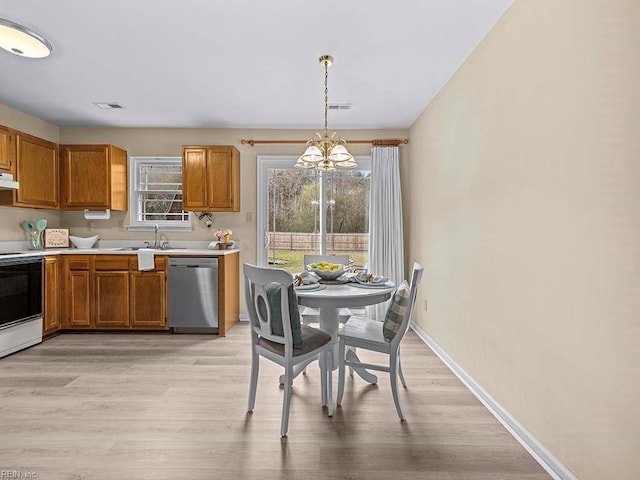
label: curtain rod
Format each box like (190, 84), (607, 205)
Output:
(240, 139), (408, 147)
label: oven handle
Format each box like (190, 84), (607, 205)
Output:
(0, 255), (44, 266)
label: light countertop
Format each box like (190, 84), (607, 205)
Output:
(0, 240), (240, 259)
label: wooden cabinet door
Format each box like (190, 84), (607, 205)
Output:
(207, 146), (239, 211)
(94, 271), (130, 328)
(63, 256), (92, 328)
(14, 133), (58, 208)
(182, 147), (208, 209)
(130, 270), (166, 329)
(59, 144), (128, 211)
(67, 270), (91, 327)
(182, 145), (240, 211)
(43, 256), (61, 335)
(60, 145), (110, 208)
(0, 125), (13, 172)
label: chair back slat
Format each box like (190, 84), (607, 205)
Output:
(389, 262), (424, 348)
(244, 263), (295, 347)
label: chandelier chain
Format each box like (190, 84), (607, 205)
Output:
(324, 60), (329, 137)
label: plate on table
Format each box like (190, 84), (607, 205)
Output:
(294, 283), (327, 292)
(350, 280), (395, 289)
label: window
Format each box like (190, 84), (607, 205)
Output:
(128, 157), (191, 230)
(257, 155), (371, 272)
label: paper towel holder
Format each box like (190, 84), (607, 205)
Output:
(84, 209), (111, 220)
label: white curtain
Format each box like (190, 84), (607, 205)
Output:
(367, 146), (405, 321)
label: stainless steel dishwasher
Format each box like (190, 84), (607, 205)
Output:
(168, 257), (219, 333)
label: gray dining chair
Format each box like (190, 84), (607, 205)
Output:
(337, 262), (423, 420)
(244, 263), (334, 437)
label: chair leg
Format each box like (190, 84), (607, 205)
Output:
(398, 351), (407, 388)
(302, 317), (309, 374)
(247, 349), (260, 411)
(281, 364), (293, 437)
(326, 350), (333, 417)
(389, 351), (406, 421)
(337, 339), (347, 406)
(320, 354), (327, 407)
(347, 346), (355, 376)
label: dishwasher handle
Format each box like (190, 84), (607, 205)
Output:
(169, 257), (219, 268)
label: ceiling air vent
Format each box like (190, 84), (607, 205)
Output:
(328, 103), (352, 111)
(93, 102), (124, 109)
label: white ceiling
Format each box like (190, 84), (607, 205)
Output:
(0, 0), (513, 130)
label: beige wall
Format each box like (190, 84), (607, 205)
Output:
(406, 0), (640, 478)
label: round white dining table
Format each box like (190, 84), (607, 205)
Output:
(296, 282), (395, 379)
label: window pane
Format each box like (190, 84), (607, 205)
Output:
(266, 167), (370, 273)
(131, 157), (190, 226)
(326, 170), (370, 269)
(139, 164), (183, 191)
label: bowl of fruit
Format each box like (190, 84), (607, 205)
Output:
(306, 261), (347, 281)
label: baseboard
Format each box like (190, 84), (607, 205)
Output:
(239, 313), (250, 322)
(410, 322), (576, 480)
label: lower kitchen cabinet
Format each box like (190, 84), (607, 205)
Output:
(43, 256), (61, 335)
(130, 270), (166, 328)
(61, 255), (168, 330)
(94, 271), (130, 328)
(63, 256), (92, 328)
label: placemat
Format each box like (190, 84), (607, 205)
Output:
(294, 284), (327, 292)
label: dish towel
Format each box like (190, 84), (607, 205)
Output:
(137, 248), (155, 271)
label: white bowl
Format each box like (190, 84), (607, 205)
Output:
(306, 264), (346, 281)
(69, 235), (99, 249)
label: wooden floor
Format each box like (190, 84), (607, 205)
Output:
(0, 323), (550, 480)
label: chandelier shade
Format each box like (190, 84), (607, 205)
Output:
(294, 55), (356, 172)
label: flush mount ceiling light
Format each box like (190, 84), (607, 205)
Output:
(0, 18), (52, 58)
(294, 55), (356, 172)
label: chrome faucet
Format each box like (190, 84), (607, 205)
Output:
(153, 224), (159, 249)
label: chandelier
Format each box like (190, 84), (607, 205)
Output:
(294, 55), (357, 172)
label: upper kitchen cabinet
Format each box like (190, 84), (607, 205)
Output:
(59, 144), (128, 210)
(0, 125), (13, 172)
(182, 145), (240, 212)
(0, 131), (58, 208)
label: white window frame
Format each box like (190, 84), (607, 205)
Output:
(127, 156), (192, 232)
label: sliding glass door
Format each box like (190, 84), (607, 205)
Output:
(257, 155), (371, 273)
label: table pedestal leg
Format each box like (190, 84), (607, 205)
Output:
(318, 306), (340, 370)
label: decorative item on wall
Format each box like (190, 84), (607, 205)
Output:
(44, 228), (69, 248)
(196, 212), (213, 228)
(294, 54), (357, 172)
